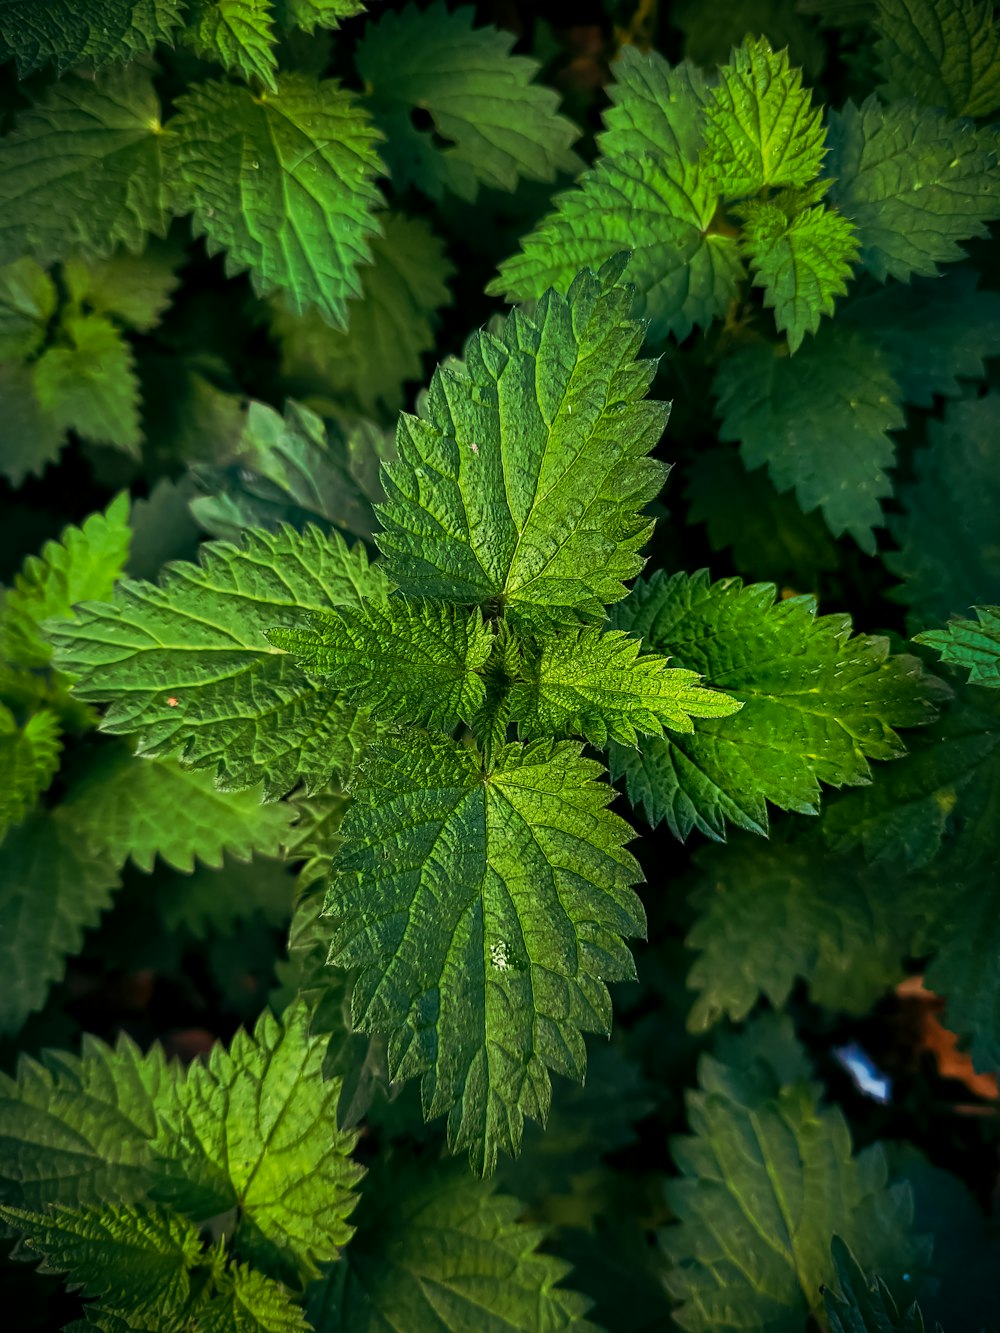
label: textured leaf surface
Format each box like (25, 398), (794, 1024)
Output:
(182, 0), (278, 91)
(824, 1237), (929, 1333)
(875, 0), (1000, 118)
(0, 0), (184, 75)
(610, 571), (937, 840)
(826, 96), (1000, 282)
(916, 607), (1000, 687)
(34, 313), (142, 454)
(59, 747), (295, 873)
(48, 524), (385, 798)
(168, 76), (383, 326)
(509, 626), (741, 748)
(378, 260), (669, 622)
(328, 730), (643, 1173)
(151, 1001), (362, 1282)
(702, 37), (826, 196)
(274, 0), (363, 32)
(0, 706), (62, 842)
(601, 47), (711, 161)
(268, 600), (492, 730)
(662, 1016), (926, 1332)
(271, 213), (454, 417)
(713, 326), (905, 551)
(356, 2), (580, 201)
(0, 67), (170, 266)
(887, 393), (1000, 625)
(306, 1156), (594, 1331)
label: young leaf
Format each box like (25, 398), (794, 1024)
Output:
(825, 96), (1000, 282)
(151, 1001), (362, 1282)
(702, 36), (826, 195)
(509, 625), (741, 748)
(168, 76), (384, 327)
(875, 0), (1000, 119)
(305, 1156), (595, 1331)
(713, 325), (905, 551)
(0, 257), (57, 359)
(0, 0), (185, 76)
(47, 523), (386, 798)
(33, 312), (142, 455)
(915, 606), (1000, 687)
(267, 600), (493, 731)
(609, 571), (938, 840)
(662, 1015), (927, 1332)
(600, 46), (711, 161)
(356, 2), (580, 201)
(0, 705), (62, 842)
(63, 240), (184, 334)
(273, 0), (364, 33)
(58, 747), (296, 873)
(740, 199), (859, 351)
(0, 67), (170, 266)
(327, 730), (644, 1173)
(378, 259), (670, 622)
(182, 0), (279, 91)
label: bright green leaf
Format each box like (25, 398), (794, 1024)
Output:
(63, 240), (184, 333)
(34, 312), (142, 454)
(0, 257), (57, 358)
(182, 0), (279, 91)
(273, 0), (364, 33)
(600, 46), (711, 160)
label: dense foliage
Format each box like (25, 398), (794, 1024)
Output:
(1, 1), (999, 1329)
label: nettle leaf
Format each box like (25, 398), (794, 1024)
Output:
(825, 96), (1000, 282)
(378, 259), (669, 623)
(151, 1001), (362, 1283)
(0, 0), (185, 76)
(34, 312), (142, 455)
(306, 1156), (595, 1331)
(356, 1), (580, 201)
(0, 257), (57, 359)
(328, 730), (643, 1173)
(0, 66), (170, 266)
(713, 325), (904, 551)
(740, 199), (859, 352)
(182, 0), (279, 91)
(63, 240), (184, 336)
(0, 362), (64, 487)
(824, 1237), (931, 1333)
(157, 853), (293, 937)
(875, 0), (1000, 119)
(922, 867), (1000, 1075)
(268, 600), (493, 731)
(670, 0), (827, 78)
(168, 76), (384, 327)
(0, 810), (120, 1035)
(916, 607), (1000, 687)
(685, 831), (913, 1032)
(702, 36), (826, 196)
(270, 212), (455, 418)
(609, 571), (937, 841)
(887, 393), (1000, 625)
(273, 0), (364, 34)
(0, 706), (62, 842)
(509, 626), (741, 748)
(662, 1015), (927, 1332)
(47, 523), (387, 799)
(600, 46), (711, 160)
(840, 269), (1000, 407)
(59, 746), (295, 873)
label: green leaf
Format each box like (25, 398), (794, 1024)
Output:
(151, 1001), (362, 1282)
(1, 494), (132, 672)
(196, 1263), (311, 1333)
(609, 571), (938, 840)
(875, 0), (1000, 118)
(0, 257), (57, 359)
(59, 746), (296, 873)
(840, 268), (1000, 407)
(685, 830), (913, 1032)
(0, 66), (170, 266)
(509, 625), (742, 747)
(47, 523), (386, 799)
(0, 0), (185, 76)
(0, 705), (62, 842)
(740, 199), (859, 351)
(825, 95), (1000, 282)
(0, 1204), (204, 1318)
(491, 156), (746, 344)
(888, 393), (1000, 626)
(182, 0), (279, 91)
(713, 326), (905, 551)
(702, 36), (826, 196)
(63, 240), (184, 334)
(662, 1015), (927, 1332)
(824, 1237), (930, 1333)
(0, 810), (120, 1035)
(0, 361), (66, 486)
(156, 853), (293, 937)
(378, 259), (669, 622)
(270, 212), (454, 417)
(305, 1155), (595, 1331)
(328, 729), (643, 1173)
(272, 0), (362, 32)
(356, 2), (580, 202)
(34, 312), (142, 455)
(916, 606), (1000, 687)
(268, 600), (493, 731)
(168, 75), (384, 327)
(600, 47), (711, 161)
(922, 869), (1000, 1076)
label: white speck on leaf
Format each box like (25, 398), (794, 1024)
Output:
(490, 940), (509, 971)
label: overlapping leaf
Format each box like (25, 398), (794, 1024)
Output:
(916, 607), (1000, 686)
(182, 0), (279, 90)
(0, 0), (184, 75)
(875, 0), (1000, 118)
(0, 257), (57, 359)
(34, 312), (142, 454)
